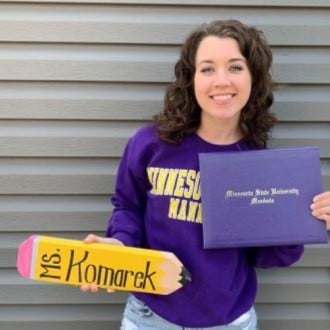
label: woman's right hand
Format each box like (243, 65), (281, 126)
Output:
(80, 233), (124, 293)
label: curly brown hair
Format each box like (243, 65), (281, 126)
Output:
(154, 19), (277, 147)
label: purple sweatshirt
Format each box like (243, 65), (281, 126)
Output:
(107, 124), (304, 327)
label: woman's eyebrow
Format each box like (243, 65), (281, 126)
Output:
(197, 57), (246, 66)
(228, 58), (246, 63)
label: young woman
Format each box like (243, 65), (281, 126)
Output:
(82, 20), (329, 329)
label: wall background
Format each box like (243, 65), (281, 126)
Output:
(0, 1), (329, 329)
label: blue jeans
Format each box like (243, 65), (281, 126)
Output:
(120, 295), (258, 330)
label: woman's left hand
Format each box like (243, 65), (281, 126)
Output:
(311, 191), (330, 230)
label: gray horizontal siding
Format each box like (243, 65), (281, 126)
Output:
(1, 0), (330, 6)
(0, 6), (329, 46)
(0, 46), (329, 82)
(0, 82), (164, 120)
(0, 1), (329, 329)
(0, 0), (330, 8)
(256, 303), (330, 330)
(273, 86), (330, 121)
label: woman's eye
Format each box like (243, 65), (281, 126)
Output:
(230, 65), (243, 72)
(200, 67), (214, 74)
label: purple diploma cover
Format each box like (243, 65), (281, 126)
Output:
(199, 147), (328, 248)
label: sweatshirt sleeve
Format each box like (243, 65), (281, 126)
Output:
(105, 136), (149, 247)
(247, 244), (304, 268)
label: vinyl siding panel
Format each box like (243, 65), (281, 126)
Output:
(0, 5), (329, 46)
(0, 1), (329, 329)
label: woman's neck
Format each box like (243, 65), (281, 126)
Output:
(196, 123), (243, 145)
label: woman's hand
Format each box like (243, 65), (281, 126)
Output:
(83, 233), (124, 246)
(311, 191), (330, 230)
(80, 234), (124, 293)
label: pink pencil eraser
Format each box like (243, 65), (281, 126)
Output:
(17, 235), (38, 278)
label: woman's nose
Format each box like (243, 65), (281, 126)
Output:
(214, 69), (231, 87)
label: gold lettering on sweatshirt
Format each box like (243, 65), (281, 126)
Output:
(147, 167), (202, 223)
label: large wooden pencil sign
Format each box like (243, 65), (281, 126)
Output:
(17, 235), (191, 295)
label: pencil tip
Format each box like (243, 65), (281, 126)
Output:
(179, 266), (192, 285)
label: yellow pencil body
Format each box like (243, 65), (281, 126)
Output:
(17, 235), (191, 295)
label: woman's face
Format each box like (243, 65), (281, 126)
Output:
(194, 36), (252, 128)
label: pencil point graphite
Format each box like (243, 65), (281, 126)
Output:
(179, 267), (192, 285)
(17, 235), (191, 295)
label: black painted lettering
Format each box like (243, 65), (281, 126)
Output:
(65, 250), (89, 282)
(97, 265), (115, 286)
(133, 271), (144, 288)
(141, 261), (156, 290)
(39, 263), (61, 279)
(84, 264), (97, 283)
(41, 252), (61, 264)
